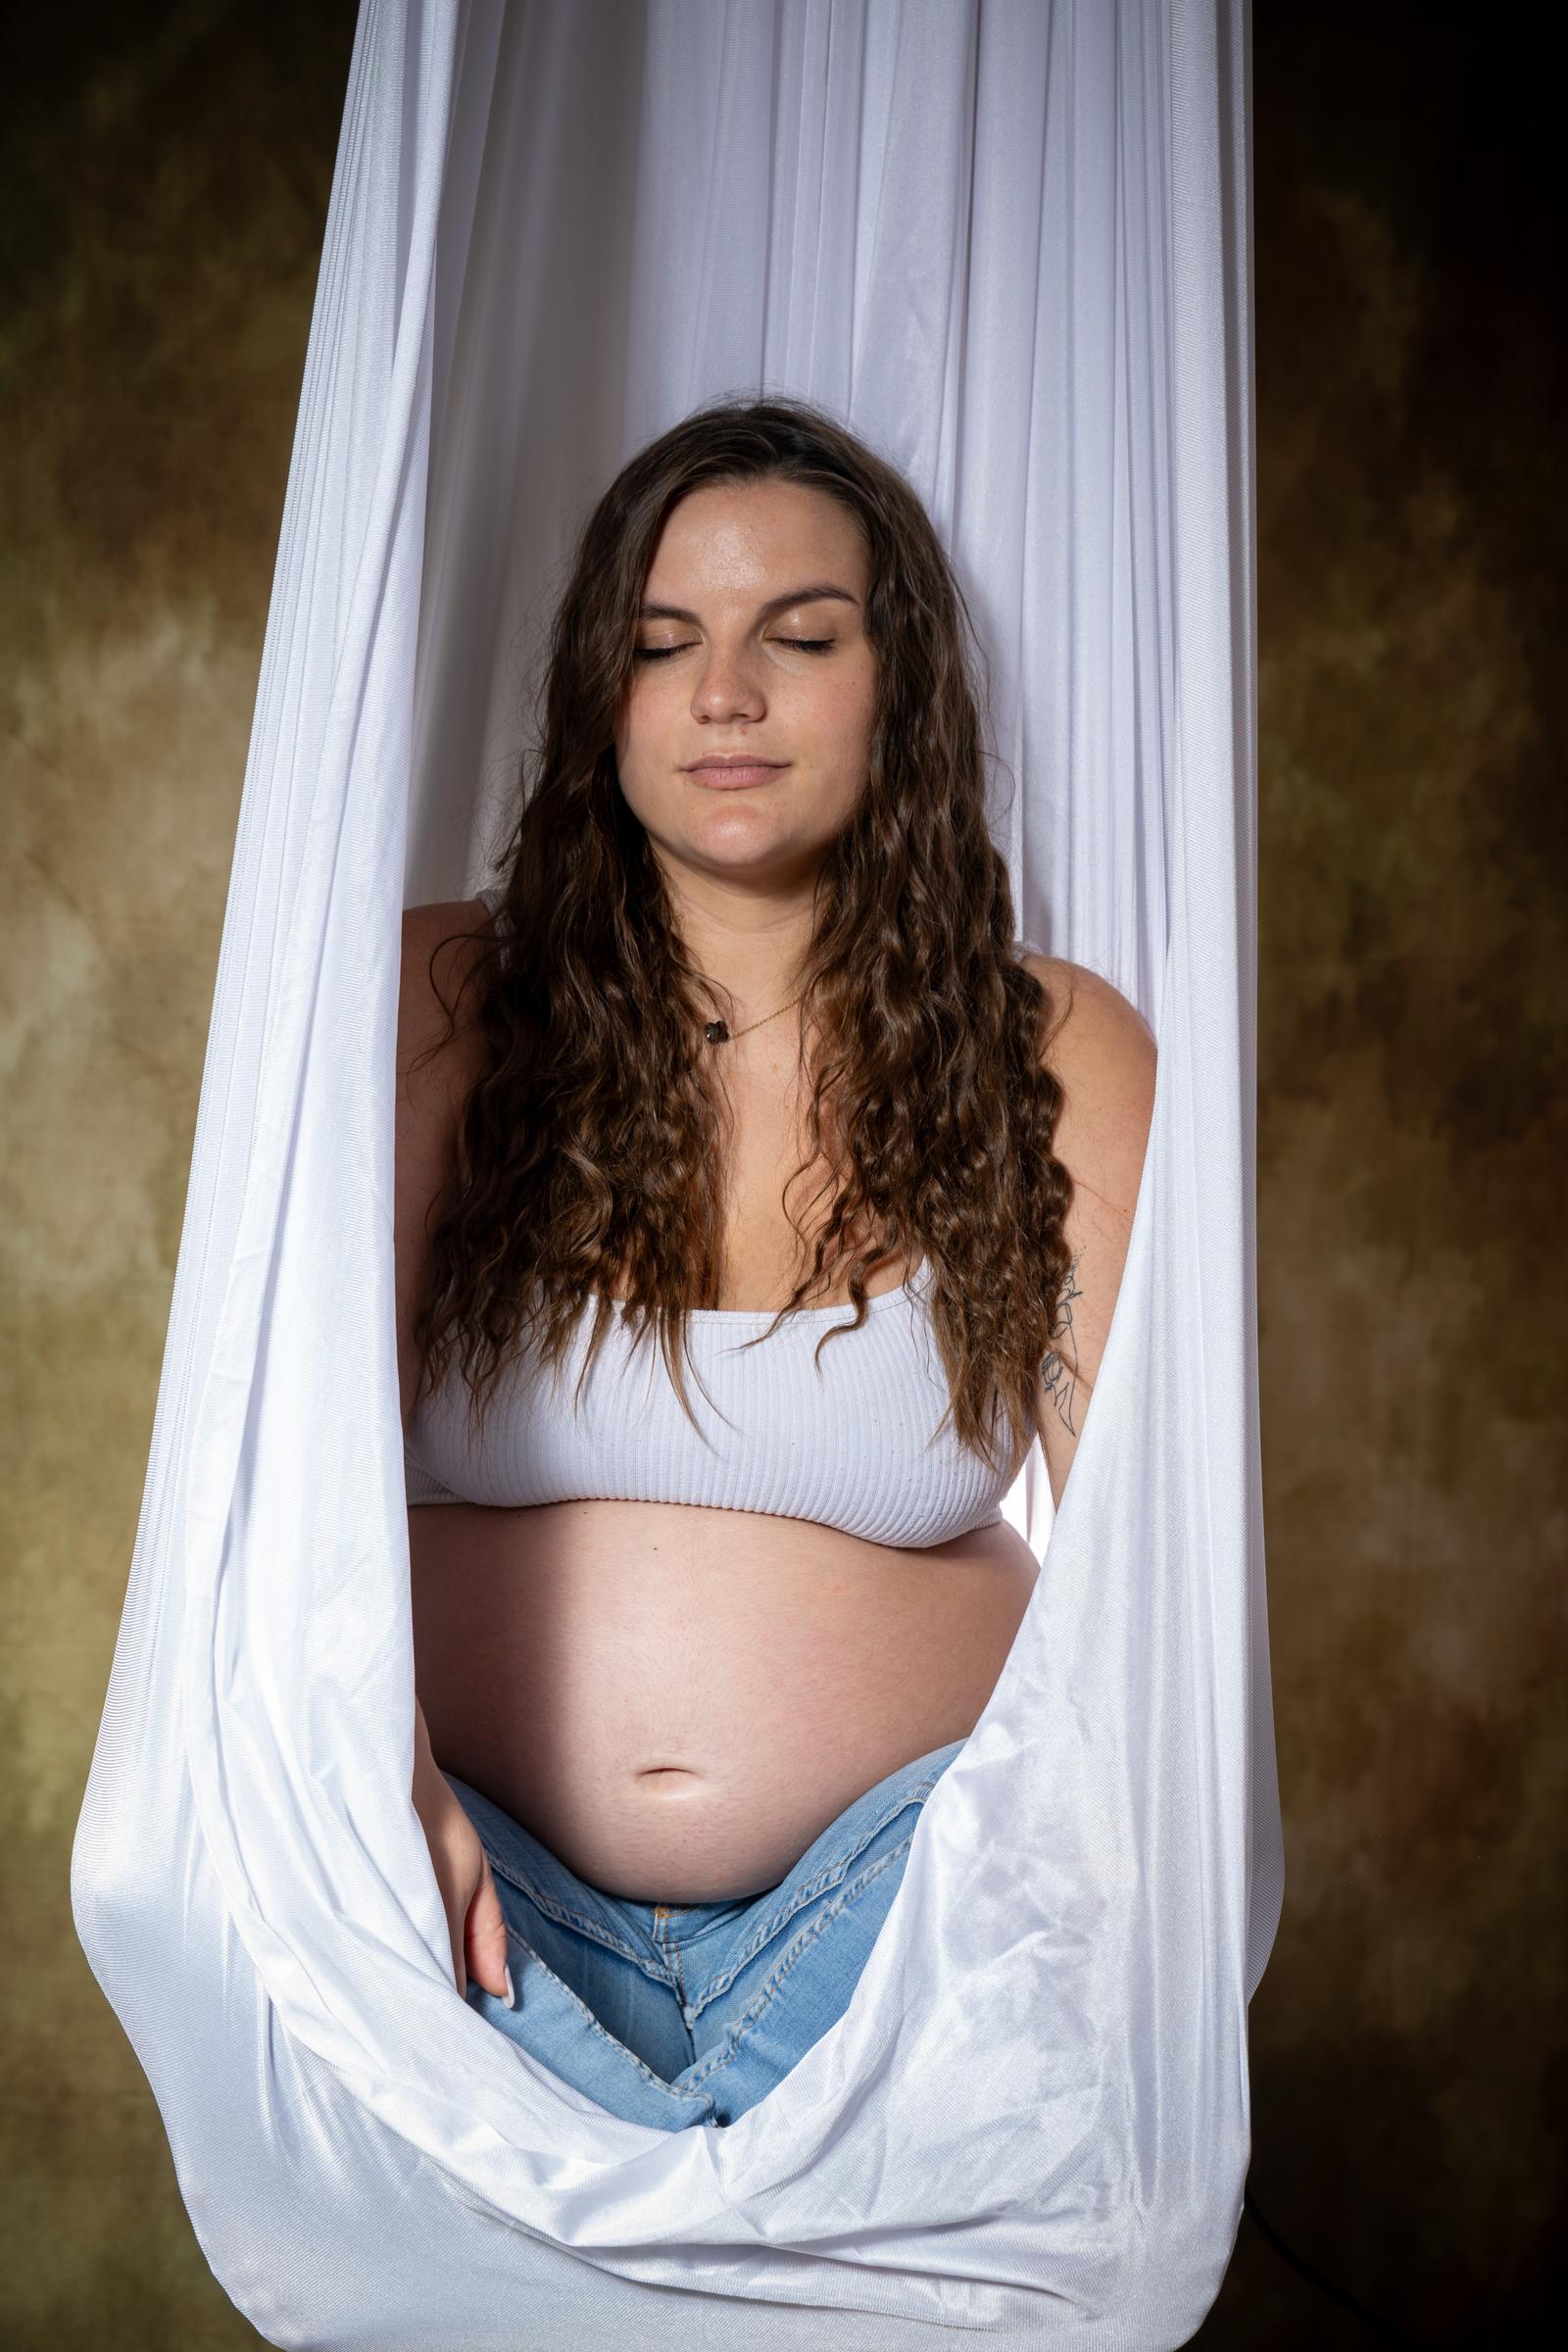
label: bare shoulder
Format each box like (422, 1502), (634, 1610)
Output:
(394, 898), (494, 1420)
(1019, 949), (1155, 1225)
(1020, 952), (1156, 1081)
(400, 894), (497, 1012)
(1025, 951), (1156, 1263)
(398, 897), (496, 1100)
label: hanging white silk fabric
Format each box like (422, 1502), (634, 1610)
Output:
(72, 1), (1280, 2344)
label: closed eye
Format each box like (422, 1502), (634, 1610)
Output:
(633, 638), (836, 662)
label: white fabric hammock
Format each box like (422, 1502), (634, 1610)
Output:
(71, 2), (1280, 2344)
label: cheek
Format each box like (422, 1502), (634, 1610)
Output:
(626, 674), (692, 757)
(824, 669), (877, 767)
(614, 686), (663, 768)
(808, 656), (870, 726)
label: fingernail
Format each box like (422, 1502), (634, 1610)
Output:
(504, 1964), (516, 2010)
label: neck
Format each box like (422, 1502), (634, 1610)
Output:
(659, 859), (816, 1032)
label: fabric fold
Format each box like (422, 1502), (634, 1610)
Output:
(72, 3), (1279, 2343)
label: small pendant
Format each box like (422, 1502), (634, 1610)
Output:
(704, 1018), (730, 1045)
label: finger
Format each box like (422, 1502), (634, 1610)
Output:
(466, 1858), (514, 2006)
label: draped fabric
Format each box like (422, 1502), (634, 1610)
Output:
(71, 2), (1279, 2344)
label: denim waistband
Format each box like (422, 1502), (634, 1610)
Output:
(449, 1735), (968, 1996)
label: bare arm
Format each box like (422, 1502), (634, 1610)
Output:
(396, 897), (490, 1766)
(1020, 956), (1156, 1510)
(394, 899), (513, 2001)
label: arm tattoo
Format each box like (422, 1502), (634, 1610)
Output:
(1040, 1254), (1083, 1437)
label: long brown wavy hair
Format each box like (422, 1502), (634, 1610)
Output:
(412, 395), (1075, 1483)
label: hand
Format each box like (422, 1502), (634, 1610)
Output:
(412, 1742), (514, 2008)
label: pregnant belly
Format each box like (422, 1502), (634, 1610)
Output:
(409, 1497), (1040, 1902)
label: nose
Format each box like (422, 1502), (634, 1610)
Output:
(690, 642), (766, 725)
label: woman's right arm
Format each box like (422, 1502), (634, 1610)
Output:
(395, 900), (514, 2006)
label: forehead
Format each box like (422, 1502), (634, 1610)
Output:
(643, 478), (867, 601)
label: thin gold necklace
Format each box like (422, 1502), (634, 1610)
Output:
(703, 988), (808, 1046)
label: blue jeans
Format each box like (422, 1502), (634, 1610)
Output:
(445, 1738), (966, 2131)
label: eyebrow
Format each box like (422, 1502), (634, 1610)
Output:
(636, 582), (861, 624)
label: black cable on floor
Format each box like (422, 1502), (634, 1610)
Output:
(1243, 2182), (1436, 2347)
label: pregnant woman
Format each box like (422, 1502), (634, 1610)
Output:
(395, 397), (1155, 2132)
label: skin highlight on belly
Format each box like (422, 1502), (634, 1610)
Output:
(409, 1495), (1039, 1902)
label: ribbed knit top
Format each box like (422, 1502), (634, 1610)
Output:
(403, 1255), (1009, 1549)
(401, 885), (1014, 1549)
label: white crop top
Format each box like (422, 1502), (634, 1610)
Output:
(401, 886), (1016, 1549)
(404, 1258), (1010, 1549)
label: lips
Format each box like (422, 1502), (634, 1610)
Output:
(686, 760), (789, 789)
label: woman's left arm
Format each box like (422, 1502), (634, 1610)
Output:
(1019, 955), (1157, 1509)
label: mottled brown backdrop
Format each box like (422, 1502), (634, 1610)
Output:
(3, 6), (1561, 2346)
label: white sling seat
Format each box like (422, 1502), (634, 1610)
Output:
(72, 3), (1281, 2344)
